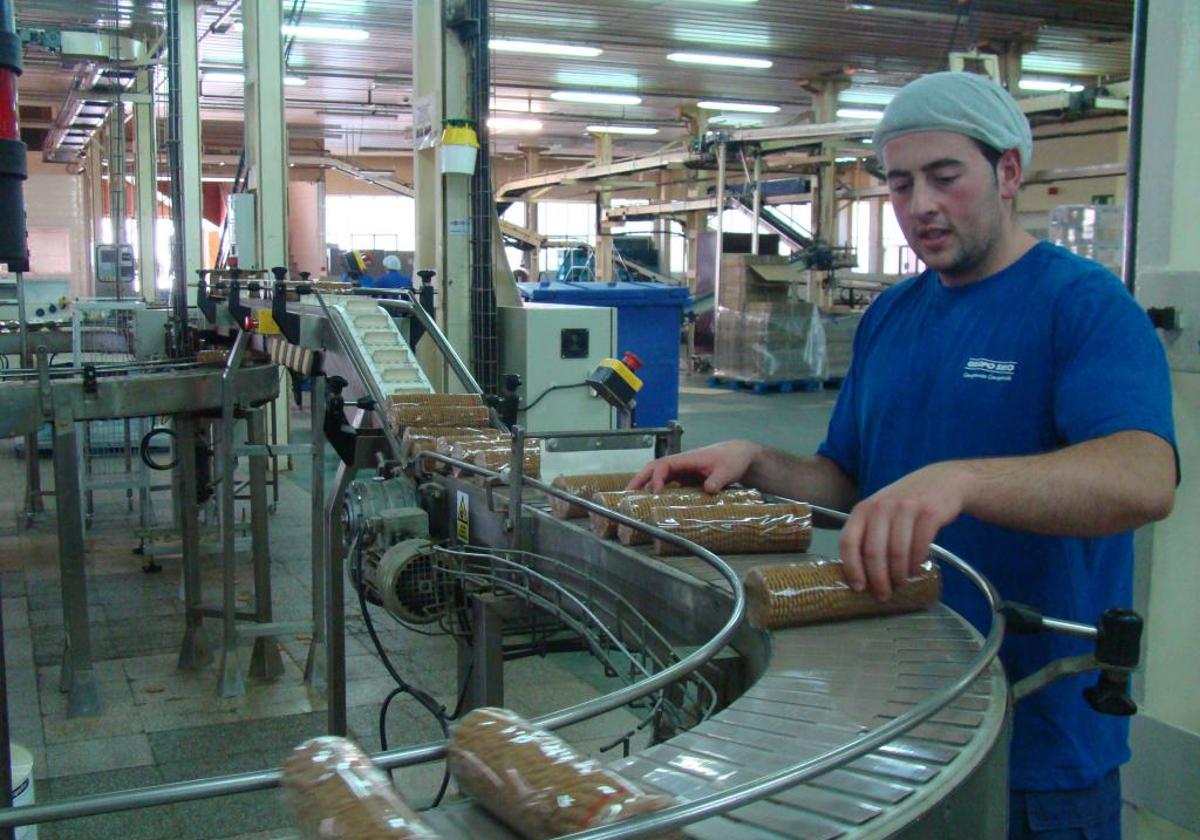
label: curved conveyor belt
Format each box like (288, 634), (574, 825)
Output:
(0, 444), (1006, 840)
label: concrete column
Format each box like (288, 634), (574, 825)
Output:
(868, 197), (884, 274)
(242, 0), (288, 271)
(85, 140), (104, 293)
(178, 0), (203, 296)
(656, 171), (671, 275)
(413, 0), (472, 390)
(594, 133), (614, 282)
(812, 81), (847, 256)
(133, 68), (158, 301)
(287, 179), (324, 277)
(1127, 2), (1200, 837)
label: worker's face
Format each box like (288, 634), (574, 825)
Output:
(882, 131), (1021, 284)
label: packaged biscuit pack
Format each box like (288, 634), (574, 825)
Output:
(615, 488), (764, 546)
(448, 707), (680, 839)
(282, 736), (441, 840)
(650, 501), (812, 556)
(744, 556), (942, 628)
(547, 473), (639, 519)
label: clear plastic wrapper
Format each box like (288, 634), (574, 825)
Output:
(388, 402), (490, 432)
(743, 556), (942, 628)
(386, 393), (484, 408)
(548, 473), (639, 519)
(400, 426), (496, 461)
(587, 490), (638, 539)
(448, 707), (680, 839)
(714, 301), (827, 384)
(282, 736), (441, 840)
(616, 489), (765, 546)
(470, 443), (542, 478)
(650, 501), (812, 556)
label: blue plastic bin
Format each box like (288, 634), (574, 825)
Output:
(518, 280), (690, 428)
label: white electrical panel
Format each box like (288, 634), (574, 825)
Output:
(499, 303), (615, 433)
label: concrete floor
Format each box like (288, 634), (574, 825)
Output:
(0, 378), (838, 839)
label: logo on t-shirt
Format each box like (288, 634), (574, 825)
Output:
(963, 357), (1017, 382)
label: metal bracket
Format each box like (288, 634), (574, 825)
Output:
(196, 273), (217, 324)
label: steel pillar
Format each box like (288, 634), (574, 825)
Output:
(246, 407), (283, 680)
(175, 415), (211, 671)
(133, 67), (157, 302)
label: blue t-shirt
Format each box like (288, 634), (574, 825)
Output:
(374, 270), (413, 290)
(818, 242), (1175, 791)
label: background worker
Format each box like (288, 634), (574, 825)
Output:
(631, 71), (1177, 839)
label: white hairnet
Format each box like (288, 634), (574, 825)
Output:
(382, 254), (402, 271)
(873, 71), (1033, 169)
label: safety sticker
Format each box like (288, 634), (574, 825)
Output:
(456, 490), (470, 541)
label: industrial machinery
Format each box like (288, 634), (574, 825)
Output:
(0, 268), (1146, 839)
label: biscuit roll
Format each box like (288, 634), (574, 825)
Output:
(547, 473), (639, 519)
(282, 736), (441, 840)
(388, 403), (490, 432)
(744, 557), (942, 628)
(616, 488), (765, 546)
(400, 426), (495, 461)
(650, 501), (812, 556)
(448, 707), (679, 839)
(471, 443), (542, 478)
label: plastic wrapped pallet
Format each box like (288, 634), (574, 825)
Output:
(713, 301), (827, 385)
(470, 443), (542, 479)
(387, 402), (490, 432)
(548, 473), (639, 519)
(651, 501), (812, 556)
(744, 557), (942, 628)
(282, 736), (441, 840)
(448, 707), (680, 839)
(616, 488), (764, 546)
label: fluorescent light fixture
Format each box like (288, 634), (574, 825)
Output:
(204, 70), (307, 86)
(845, 1), (961, 22)
(1019, 78), (1085, 93)
(551, 90), (642, 105)
(281, 24), (369, 41)
(838, 87), (897, 106)
(489, 39), (601, 58)
(667, 52), (772, 69)
(697, 100), (780, 114)
(488, 116), (544, 133)
(586, 124), (659, 135)
(837, 107), (884, 121)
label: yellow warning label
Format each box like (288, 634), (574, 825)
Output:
(256, 309), (282, 335)
(456, 491), (470, 541)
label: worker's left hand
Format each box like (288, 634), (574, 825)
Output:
(838, 462), (971, 601)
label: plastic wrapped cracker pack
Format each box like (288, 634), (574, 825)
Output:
(387, 402), (491, 432)
(615, 488), (765, 546)
(650, 501), (812, 556)
(744, 556), (942, 628)
(282, 736), (441, 840)
(470, 443), (542, 478)
(448, 707), (681, 839)
(548, 473), (640, 519)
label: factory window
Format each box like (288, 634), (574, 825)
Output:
(536, 200), (596, 274)
(325, 194), (416, 254)
(882, 201), (923, 275)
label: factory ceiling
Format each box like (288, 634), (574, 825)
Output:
(14, 1), (1132, 161)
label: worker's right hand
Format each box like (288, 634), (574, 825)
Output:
(628, 440), (763, 493)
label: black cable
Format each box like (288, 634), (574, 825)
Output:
(353, 530), (456, 807)
(139, 426), (179, 471)
(518, 381), (588, 414)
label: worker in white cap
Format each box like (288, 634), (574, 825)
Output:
(372, 254), (412, 290)
(633, 71), (1176, 838)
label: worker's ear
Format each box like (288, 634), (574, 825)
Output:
(997, 149), (1023, 201)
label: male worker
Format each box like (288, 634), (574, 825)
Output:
(631, 72), (1177, 839)
(373, 254), (413, 290)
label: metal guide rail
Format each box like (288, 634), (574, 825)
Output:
(0, 445), (1006, 839)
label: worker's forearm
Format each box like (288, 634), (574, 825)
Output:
(744, 447), (859, 511)
(954, 431), (1175, 536)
